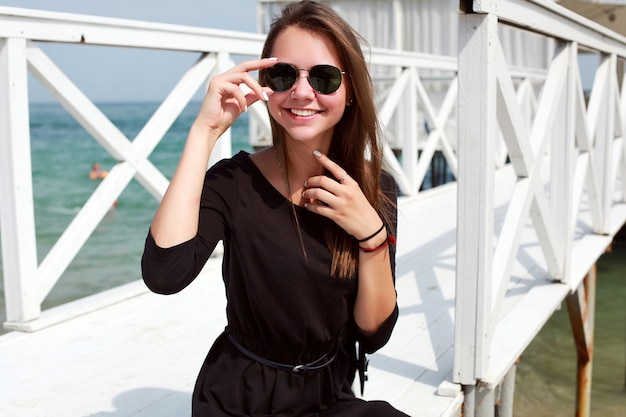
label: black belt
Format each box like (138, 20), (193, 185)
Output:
(226, 330), (339, 374)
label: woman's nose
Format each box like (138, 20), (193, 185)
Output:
(290, 70), (315, 99)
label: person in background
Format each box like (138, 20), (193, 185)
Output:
(141, 1), (406, 416)
(88, 162), (108, 180)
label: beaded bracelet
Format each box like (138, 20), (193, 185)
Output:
(359, 235), (396, 252)
(357, 224), (385, 243)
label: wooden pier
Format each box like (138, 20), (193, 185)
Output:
(1, 1), (626, 416)
(1, 170), (624, 416)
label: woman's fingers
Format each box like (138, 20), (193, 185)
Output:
(303, 151), (351, 204)
(312, 149), (351, 184)
(304, 150), (384, 240)
(234, 57), (278, 106)
(196, 57), (277, 130)
(216, 58), (276, 105)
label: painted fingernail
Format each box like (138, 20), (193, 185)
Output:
(268, 57), (278, 61)
(304, 180), (308, 187)
(244, 105), (248, 113)
(262, 91), (270, 101)
(313, 150), (322, 158)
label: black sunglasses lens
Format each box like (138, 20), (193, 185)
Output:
(265, 63), (343, 94)
(309, 65), (342, 94)
(265, 63), (297, 92)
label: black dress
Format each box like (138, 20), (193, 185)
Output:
(142, 151), (408, 417)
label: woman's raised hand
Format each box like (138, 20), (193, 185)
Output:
(150, 58), (276, 248)
(193, 58), (277, 135)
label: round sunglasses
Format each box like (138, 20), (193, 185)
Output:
(263, 63), (347, 95)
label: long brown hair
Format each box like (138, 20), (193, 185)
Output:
(259, 0), (395, 279)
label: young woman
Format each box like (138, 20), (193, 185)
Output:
(142, 1), (407, 415)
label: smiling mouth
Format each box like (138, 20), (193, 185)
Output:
(290, 108), (319, 117)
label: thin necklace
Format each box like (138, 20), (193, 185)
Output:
(275, 147), (292, 202)
(275, 146), (308, 259)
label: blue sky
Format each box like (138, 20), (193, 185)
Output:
(0, 0), (259, 102)
(0, 0), (258, 29)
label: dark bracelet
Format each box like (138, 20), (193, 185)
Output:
(359, 235), (396, 253)
(357, 223), (385, 243)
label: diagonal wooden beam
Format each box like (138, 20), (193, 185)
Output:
(25, 43), (216, 301)
(490, 40), (570, 318)
(413, 74), (459, 187)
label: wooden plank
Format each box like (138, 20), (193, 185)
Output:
(0, 261), (225, 416)
(0, 6), (266, 55)
(3, 280), (148, 333)
(473, 0), (626, 56)
(413, 76), (458, 187)
(401, 67), (419, 190)
(129, 53), (218, 160)
(391, 349), (464, 417)
(367, 271), (456, 399)
(494, 37), (531, 177)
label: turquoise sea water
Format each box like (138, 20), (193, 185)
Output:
(0, 102), (251, 316)
(514, 242), (626, 416)
(0, 102), (624, 414)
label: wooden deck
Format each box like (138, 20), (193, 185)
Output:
(2, 164), (624, 417)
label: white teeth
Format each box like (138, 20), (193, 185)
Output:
(290, 108), (317, 117)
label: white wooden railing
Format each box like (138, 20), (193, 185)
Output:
(0, 7), (265, 328)
(0, 6), (505, 328)
(454, 0), (626, 399)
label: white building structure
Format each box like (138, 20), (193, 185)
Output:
(254, 0), (553, 191)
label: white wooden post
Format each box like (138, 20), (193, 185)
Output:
(592, 54), (615, 235)
(585, 54), (608, 235)
(599, 54), (617, 234)
(550, 41), (577, 283)
(0, 37), (41, 324)
(454, 12), (497, 384)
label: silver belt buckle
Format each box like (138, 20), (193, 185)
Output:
(292, 364), (305, 373)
